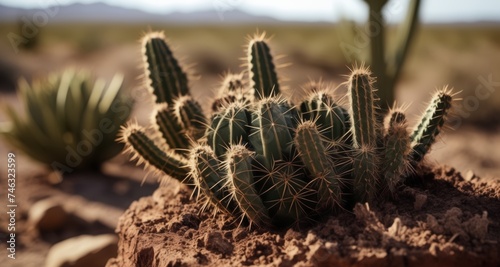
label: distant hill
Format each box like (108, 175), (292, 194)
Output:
(0, 2), (280, 24)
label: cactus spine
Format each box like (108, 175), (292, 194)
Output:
(120, 31), (455, 228)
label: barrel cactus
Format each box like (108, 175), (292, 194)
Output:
(121, 32), (454, 228)
(1, 69), (132, 172)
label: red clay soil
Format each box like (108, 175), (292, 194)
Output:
(106, 165), (500, 267)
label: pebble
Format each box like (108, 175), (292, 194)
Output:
(45, 234), (117, 267)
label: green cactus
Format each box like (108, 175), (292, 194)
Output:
(382, 109), (412, 195)
(119, 31), (454, 228)
(142, 32), (189, 105)
(225, 145), (271, 227)
(348, 68), (380, 202)
(410, 88), (454, 163)
(212, 72), (252, 113)
(153, 103), (191, 155)
(248, 33), (280, 99)
(0, 69), (132, 172)
(294, 121), (342, 210)
(189, 145), (237, 214)
(300, 90), (350, 142)
(207, 101), (251, 158)
(249, 97), (295, 169)
(349, 0), (421, 111)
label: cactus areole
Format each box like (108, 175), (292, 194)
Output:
(120, 32), (454, 228)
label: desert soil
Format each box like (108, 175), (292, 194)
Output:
(106, 164), (500, 267)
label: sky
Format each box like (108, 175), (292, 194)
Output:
(1, 0), (500, 23)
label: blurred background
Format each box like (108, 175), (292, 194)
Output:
(0, 0), (499, 266)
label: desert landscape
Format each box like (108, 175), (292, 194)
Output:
(0, 1), (499, 266)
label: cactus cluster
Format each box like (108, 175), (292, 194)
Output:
(0, 69), (132, 171)
(121, 32), (453, 228)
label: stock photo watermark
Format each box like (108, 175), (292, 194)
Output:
(339, 1), (402, 62)
(213, 0), (244, 21)
(6, 152), (17, 259)
(7, 0), (66, 54)
(448, 74), (499, 130)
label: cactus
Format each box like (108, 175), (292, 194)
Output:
(120, 31), (454, 228)
(382, 108), (412, 194)
(248, 33), (280, 99)
(348, 68), (380, 202)
(0, 69), (132, 172)
(345, 0), (422, 111)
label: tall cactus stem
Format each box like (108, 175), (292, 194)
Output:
(348, 68), (380, 202)
(142, 32), (189, 104)
(348, 68), (378, 149)
(410, 88), (453, 163)
(248, 34), (280, 99)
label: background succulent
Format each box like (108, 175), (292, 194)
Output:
(121, 31), (454, 228)
(0, 68), (132, 172)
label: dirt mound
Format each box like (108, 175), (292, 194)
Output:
(106, 165), (500, 267)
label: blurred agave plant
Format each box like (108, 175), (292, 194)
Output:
(0, 68), (132, 172)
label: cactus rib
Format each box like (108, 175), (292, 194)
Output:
(207, 101), (251, 158)
(142, 33), (189, 104)
(153, 103), (191, 154)
(382, 110), (411, 194)
(348, 68), (380, 202)
(294, 121), (342, 210)
(225, 145), (271, 227)
(250, 98), (294, 169)
(410, 88), (453, 163)
(248, 35), (280, 99)
(173, 95), (206, 140)
(190, 145), (237, 214)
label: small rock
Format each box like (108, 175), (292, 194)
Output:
(308, 243), (330, 263)
(204, 231), (233, 255)
(464, 211), (489, 240)
(180, 213), (200, 229)
(444, 207), (467, 239)
(305, 232), (317, 245)
(444, 166), (456, 176)
(45, 234), (117, 267)
(426, 214), (444, 234)
(233, 228), (248, 242)
(284, 228), (302, 242)
(388, 217), (404, 237)
(29, 198), (68, 232)
(414, 193), (427, 210)
(464, 170), (476, 181)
